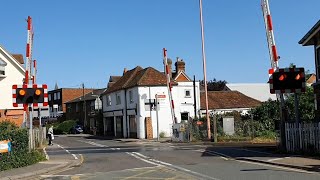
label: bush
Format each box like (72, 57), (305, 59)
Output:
(0, 120), (46, 171)
(53, 120), (77, 135)
(159, 131), (166, 138)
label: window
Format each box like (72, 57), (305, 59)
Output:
(116, 93), (121, 105)
(76, 103), (79, 112)
(0, 58), (7, 76)
(54, 93), (57, 100)
(49, 94), (51, 101)
(185, 90), (191, 98)
(67, 104), (72, 113)
(129, 91), (133, 103)
(181, 112), (189, 121)
(90, 101), (95, 111)
(58, 105), (62, 111)
(107, 95), (111, 106)
(57, 92), (61, 100)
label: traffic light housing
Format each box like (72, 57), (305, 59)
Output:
(12, 84), (48, 107)
(269, 67), (306, 94)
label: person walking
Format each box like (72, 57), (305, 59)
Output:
(48, 125), (54, 145)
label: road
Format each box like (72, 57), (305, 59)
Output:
(39, 135), (320, 180)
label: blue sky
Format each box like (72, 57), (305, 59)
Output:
(1, 0), (319, 90)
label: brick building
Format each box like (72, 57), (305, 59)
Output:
(48, 88), (93, 119)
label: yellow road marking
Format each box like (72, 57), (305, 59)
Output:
(71, 175), (80, 180)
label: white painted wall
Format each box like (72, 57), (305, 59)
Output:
(102, 81), (201, 139)
(0, 47), (25, 110)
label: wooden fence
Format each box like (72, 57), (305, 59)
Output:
(28, 127), (47, 150)
(285, 122), (320, 152)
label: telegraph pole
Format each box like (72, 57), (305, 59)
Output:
(82, 83), (87, 128)
(199, 0), (213, 141)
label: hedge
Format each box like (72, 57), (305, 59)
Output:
(0, 120), (46, 171)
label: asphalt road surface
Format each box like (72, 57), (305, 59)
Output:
(40, 135), (320, 180)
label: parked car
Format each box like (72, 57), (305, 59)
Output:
(70, 125), (83, 134)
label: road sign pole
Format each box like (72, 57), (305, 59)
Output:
(156, 95), (160, 141)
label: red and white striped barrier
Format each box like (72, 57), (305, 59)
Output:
(163, 48), (177, 124)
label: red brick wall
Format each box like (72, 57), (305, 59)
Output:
(62, 89), (93, 112)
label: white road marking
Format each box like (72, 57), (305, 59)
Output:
(77, 140), (108, 147)
(194, 149), (229, 160)
(56, 143), (78, 159)
(72, 154), (78, 160)
(43, 147), (49, 160)
(130, 152), (220, 180)
(267, 157), (290, 162)
(126, 152), (160, 166)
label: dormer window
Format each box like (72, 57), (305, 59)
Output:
(0, 58), (7, 77)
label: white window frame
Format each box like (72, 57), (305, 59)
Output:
(185, 89), (191, 98)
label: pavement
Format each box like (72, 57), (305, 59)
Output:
(0, 143), (83, 180)
(0, 135), (320, 179)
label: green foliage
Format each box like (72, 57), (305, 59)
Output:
(53, 120), (77, 135)
(285, 86), (315, 121)
(0, 121), (46, 171)
(159, 131), (166, 138)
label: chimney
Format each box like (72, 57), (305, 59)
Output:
(175, 57), (185, 73)
(164, 58), (173, 78)
(123, 68), (128, 75)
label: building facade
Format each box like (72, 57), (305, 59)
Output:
(65, 89), (105, 133)
(48, 88), (93, 119)
(102, 60), (200, 139)
(299, 20), (320, 119)
(0, 45), (25, 126)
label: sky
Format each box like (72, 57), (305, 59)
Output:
(1, 0), (319, 90)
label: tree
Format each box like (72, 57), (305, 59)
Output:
(201, 78), (227, 91)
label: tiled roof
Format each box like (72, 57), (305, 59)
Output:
(103, 66), (174, 94)
(200, 91), (261, 110)
(104, 66), (144, 94)
(66, 88), (106, 104)
(110, 76), (122, 83)
(11, 54), (24, 64)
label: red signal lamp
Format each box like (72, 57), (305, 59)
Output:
(295, 73), (301, 80)
(279, 74), (287, 81)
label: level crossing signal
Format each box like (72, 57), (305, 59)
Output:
(12, 84), (48, 107)
(269, 67), (306, 94)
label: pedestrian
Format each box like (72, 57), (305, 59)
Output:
(48, 125), (54, 145)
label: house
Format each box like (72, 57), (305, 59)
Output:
(299, 20), (320, 118)
(48, 88), (93, 120)
(0, 45), (25, 126)
(101, 59), (201, 139)
(200, 91), (261, 115)
(225, 83), (277, 102)
(65, 88), (106, 133)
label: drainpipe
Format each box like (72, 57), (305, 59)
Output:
(124, 89), (129, 138)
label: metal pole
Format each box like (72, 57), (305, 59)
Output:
(199, 0), (211, 140)
(156, 95), (160, 141)
(193, 75), (197, 120)
(294, 93), (300, 124)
